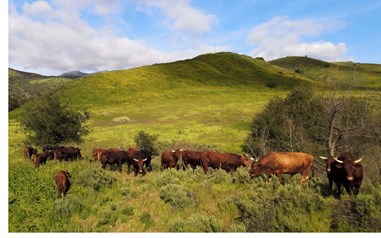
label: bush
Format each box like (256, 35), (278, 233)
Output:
(51, 196), (84, 222)
(134, 130), (159, 156)
(330, 185), (381, 232)
(120, 186), (137, 201)
(170, 214), (222, 232)
(206, 169), (232, 184)
(159, 184), (199, 209)
(77, 169), (116, 191)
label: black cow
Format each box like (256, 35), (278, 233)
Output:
(320, 152), (363, 195)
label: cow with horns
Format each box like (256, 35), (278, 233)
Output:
(320, 152), (363, 195)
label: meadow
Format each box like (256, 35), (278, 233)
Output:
(8, 52), (381, 232)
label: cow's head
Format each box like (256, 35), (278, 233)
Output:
(92, 149), (102, 161)
(319, 156), (337, 173)
(241, 154), (254, 167)
(333, 156), (363, 181)
(134, 158), (148, 174)
(250, 161), (262, 178)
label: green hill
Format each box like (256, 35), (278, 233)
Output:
(270, 56), (381, 89)
(8, 52), (381, 232)
(8, 68), (74, 111)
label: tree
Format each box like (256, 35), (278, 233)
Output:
(244, 86), (380, 158)
(134, 130), (159, 156)
(20, 95), (89, 146)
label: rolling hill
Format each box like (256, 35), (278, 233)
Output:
(270, 56), (381, 89)
(8, 52), (381, 232)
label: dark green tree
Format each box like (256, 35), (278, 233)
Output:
(20, 95), (89, 146)
(134, 130), (159, 156)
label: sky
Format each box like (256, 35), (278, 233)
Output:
(7, 0), (381, 76)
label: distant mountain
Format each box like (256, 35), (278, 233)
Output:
(58, 71), (88, 79)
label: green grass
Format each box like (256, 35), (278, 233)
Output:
(8, 52), (381, 232)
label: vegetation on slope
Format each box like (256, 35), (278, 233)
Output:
(269, 56), (381, 89)
(8, 52), (381, 232)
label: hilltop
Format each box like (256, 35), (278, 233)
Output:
(270, 56), (381, 89)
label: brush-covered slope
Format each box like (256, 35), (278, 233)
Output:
(56, 52), (313, 108)
(270, 56), (381, 89)
(9, 68), (74, 111)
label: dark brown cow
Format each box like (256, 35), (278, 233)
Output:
(182, 150), (202, 169)
(160, 149), (183, 170)
(54, 146), (82, 161)
(99, 149), (128, 172)
(23, 146), (37, 159)
(55, 170), (70, 198)
(320, 152), (363, 195)
(250, 152), (314, 184)
(201, 150), (253, 174)
(33, 151), (54, 167)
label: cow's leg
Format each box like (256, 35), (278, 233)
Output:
(328, 178), (333, 191)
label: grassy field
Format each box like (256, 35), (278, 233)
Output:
(8, 52), (381, 232)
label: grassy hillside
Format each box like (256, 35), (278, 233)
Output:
(8, 52), (381, 232)
(270, 56), (381, 89)
(8, 68), (75, 111)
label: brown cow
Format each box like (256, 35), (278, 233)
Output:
(250, 152), (314, 184)
(55, 170), (70, 198)
(23, 146), (37, 159)
(33, 151), (54, 167)
(320, 152), (363, 195)
(99, 149), (128, 172)
(182, 150), (202, 169)
(161, 149), (183, 170)
(201, 150), (253, 174)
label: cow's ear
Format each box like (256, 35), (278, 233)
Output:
(335, 164), (343, 169)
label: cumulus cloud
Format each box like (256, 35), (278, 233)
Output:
(247, 16), (347, 61)
(9, 0), (219, 75)
(130, 0), (218, 35)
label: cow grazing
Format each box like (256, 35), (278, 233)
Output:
(23, 146), (37, 160)
(33, 151), (54, 167)
(201, 150), (253, 174)
(250, 152), (314, 184)
(100, 149), (128, 172)
(54, 146), (83, 162)
(55, 170), (70, 198)
(182, 150), (202, 169)
(160, 149), (183, 170)
(320, 152), (363, 195)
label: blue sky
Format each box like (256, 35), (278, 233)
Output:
(7, 0), (381, 75)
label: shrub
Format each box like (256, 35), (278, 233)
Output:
(159, 184), (199, 209)
(206, 169), (232, 184)
(134, 130), (159, 156)
(170, 214), (222, 232)
(77, 169), (116, 191)
(51, 196), (84, 221)
(120, 186), (137, 201)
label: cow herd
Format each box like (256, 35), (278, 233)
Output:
(23, 146), (364, 198)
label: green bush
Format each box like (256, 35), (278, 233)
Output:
(206, 169), (232, 184)
(330, 185), (381, 232)
(159, 184), (199, 209)
(51, 196), (84, 222)
(77, 169), (116, 191)
(170, 214), (222, 232)
(120, 186), (137, 201)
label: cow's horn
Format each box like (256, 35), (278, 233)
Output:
(133, 158), (138, 162)
(334, 157), (343, 164)
(171, 150), (175, 153)
(143, 158), (147, 162)
(354, 158), (363, 163)
(250, 157), (254, 161)
(319, 156), (327, 160)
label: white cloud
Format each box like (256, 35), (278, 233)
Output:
(130, 0), (218, 35)
(9, 0), (220, 75)
(247, 16), (347, 61)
